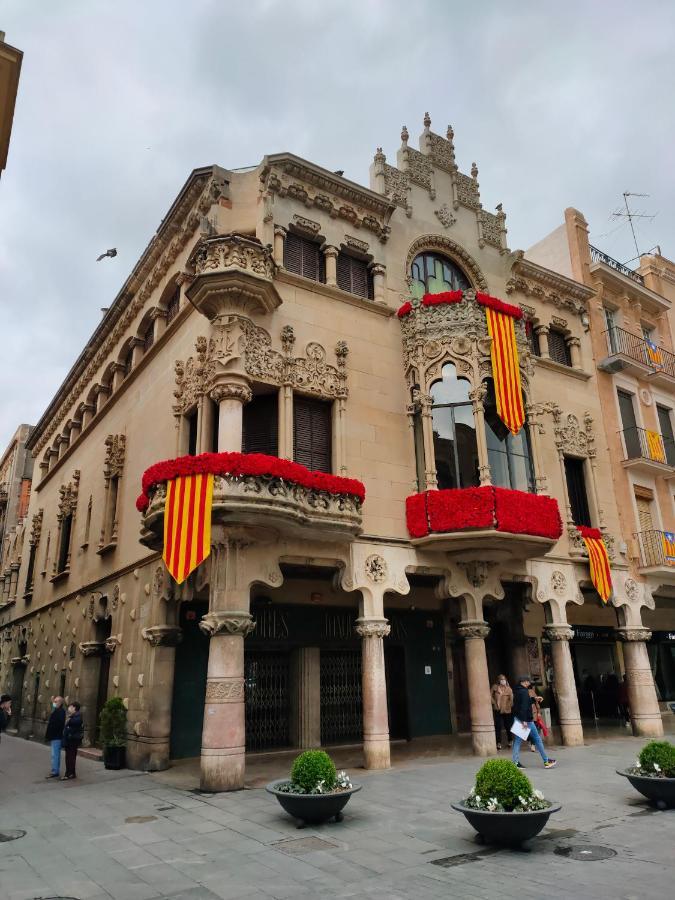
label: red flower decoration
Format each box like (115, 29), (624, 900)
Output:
(405, 493), (429, 538)
(475, 292), (523, 320)
(137, 452), (366, 512)
(576, 525), (603, 540)
(397, 301), (413, 318)
(421, 291), (464, 307)
(494, 488), (562, 539)
(427, 486), (495, 531)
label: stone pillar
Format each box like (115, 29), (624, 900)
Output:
(370, 264), (386, 304)
(568, 336), (583, 371)
(140, 626), (182, 770)
(525, 404), (548, 493)
(273, 225), (287, 267)
(510, 641), (529, 681)
(290, 647), (321, 749)
(469, 385), (491, 486)
(80, 403), (96, 430)
(198, 395), (215, 454)
(323, 245), (339, 288)
(278, 383), (293, 459)
(420, 393), (438, 489)
(131, 337), (145, 368)
(69, 420), (82, 443)
(543, 624), (584, 746)
(458, 621), (496, 756)
(617, 628), (663, 737)
(210, 383), (252, 453)
(199, 611), (255, 792)
(152, 308), (167, 341)
(112, 362), (126, 392)
(355, 618), (391, 769)
(535, 325), (550, 360)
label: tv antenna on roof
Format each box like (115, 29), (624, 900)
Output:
(609, 192), (656, 261)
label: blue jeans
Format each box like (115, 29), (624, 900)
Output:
(50, 739), (62, 775)
(512, 721), (547, 763)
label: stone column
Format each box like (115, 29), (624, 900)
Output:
(458, 620), (496, 756)
(290, 647), (321, 749)
(469, 385), (491, 486)
(140, 626), (182, 770)
(535, 325), (550, 360)
(199, 611), (255, 791)
(210, 383), (252, 453)
(80, 403), (96, 430)
(355, 618), (391, 769)
(617, 628), (664, 737)
(525, 404), (548, 493)
(568, 336), (583, 371)
(370, 264), (386, 304)
(278, 383), (293, 459)
(131, 337), (145, 368)
(273, 225), (287, 267)
(198, 395), (215, 454)
(420, 393), (438, 489)
(69, 420), (82, 443)
(323, 245), (339, 288)
(543, 624), (584, 746)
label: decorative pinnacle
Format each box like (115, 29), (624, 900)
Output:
(471, 161), (479, 179)
(374, 146), (385, 163)
(447, 125), (454, 142)
(423, 111), (431, 128)
(400, 125), (409, 145)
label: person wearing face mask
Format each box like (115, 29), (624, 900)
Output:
(44, 696), (66, 778)
(490, 674), (513, 751)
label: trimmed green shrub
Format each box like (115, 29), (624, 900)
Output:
(290, 750), (337, 793)
(474, 759), (533, 811)
(99, 696), (127, 747)
(638, 740), (675, 777)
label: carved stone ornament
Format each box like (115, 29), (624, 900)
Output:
(292, 214), (321, 235)
(29, 509), (44, 547)
(355, 618), (391, 639)
(364, 554), (388, 584)
(539, 404), (596, 458)
(104, 636), (120, 654)
(57, 471), (80, 522)
(344, 234), (370, 254)
(457, 620), (491, 640)
(624, 578), (638, 603)
(111, 584), (120, 611)
(152, 564), (166, 601)
(543, 624), (574, 642)
(405, 235), (488, 292)
(209, 383), (253, 405)
(78, 640), (105, 658)
(457, 560), (494, 590)
(435, 204), (456, 229)
(205, 678), (245, 703)
(104, 434), (126, 482)
(199, 611), (256, 638)
(142, 625), (183, 647)
(550, 571), (567, 596)
(616, 627), (652, 643)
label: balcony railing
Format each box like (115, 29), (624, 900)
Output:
(590, 245), (644, 285)
(603, 326), (675, 379)
(634, 529), (675, 568)
(621, 426), (675, 467)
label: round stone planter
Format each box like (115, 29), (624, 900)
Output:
(617, 770), (675, 809)
(451, 802), (561, 847)
(266, 780), (362, 825)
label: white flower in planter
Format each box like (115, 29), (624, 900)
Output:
(653, 763), (661, 773)
(533, 789), (544, 801)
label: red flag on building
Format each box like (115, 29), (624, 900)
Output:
(163, 473), (213, 583)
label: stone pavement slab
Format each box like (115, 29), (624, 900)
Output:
(1, 732), (675, 899)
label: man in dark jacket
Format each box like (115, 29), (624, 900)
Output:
(511, 676), (557, 769)
(45, 696), (66, 778)
(62, 701), (84, 781)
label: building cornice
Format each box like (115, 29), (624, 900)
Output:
(510, 254), (595, 303)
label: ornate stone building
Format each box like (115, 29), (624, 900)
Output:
(0, 116), (666, 791)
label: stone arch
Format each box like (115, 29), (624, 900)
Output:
(405, 234), (489, 292)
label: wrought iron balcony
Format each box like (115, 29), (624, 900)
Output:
(620, 426), (675, 474)
(599, 327), (675, 385)
(590, 246), (644, 285)
(633, 529), (675, 585)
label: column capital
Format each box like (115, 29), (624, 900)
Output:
(209, 382), (252, 405)
(616, 627), (652, 642)
(199, 611), (255, 638)
(543, 624), (574, 642)
(142, 625), (183, 647)
(273, 224), (288, 237)
(355, 617), (390, 639)
(369, 262), (386, 277)
(458, 620), (490, 640)
(322, 244), (339, 259)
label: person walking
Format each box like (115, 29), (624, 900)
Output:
(490, 674), (513, 750)
(44, 696), (66, 778)
(511, 675), (557, 769)
(61, 701), (84, 781)
(0, 694), (11, 742)
(527, 684), (545, 752)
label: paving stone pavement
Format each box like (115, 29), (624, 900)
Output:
(1, 732), (674, 899)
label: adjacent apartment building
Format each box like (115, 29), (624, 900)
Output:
(0, 115), (669, 791)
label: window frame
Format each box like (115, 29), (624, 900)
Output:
(283, 231), (325, 283)
(547, 328), (572, 367)
(430, 364), (479, 491)
(410, 251), (471, 298)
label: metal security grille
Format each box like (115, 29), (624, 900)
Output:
(245, 651), (290, 752)
(320, 650), (362, 744)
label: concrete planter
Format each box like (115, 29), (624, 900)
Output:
(617, 770), (675, 809)
(451, 801), (561, 847)
(266, 779), (362, 825)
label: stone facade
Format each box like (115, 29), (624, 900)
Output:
(0, 115), (669, 788)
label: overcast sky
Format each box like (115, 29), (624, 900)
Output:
(1, 1), (674, 448)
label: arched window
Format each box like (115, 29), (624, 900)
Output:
(483, 379), (535, 492)
(410, 252), (470, 299)
(431, 363), (479, 489)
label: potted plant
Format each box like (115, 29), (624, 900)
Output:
(266, 750), (361, 826)
(451, 759), (561, 847)
(99, 696), (127, 770)
(617, 740), (675, 809)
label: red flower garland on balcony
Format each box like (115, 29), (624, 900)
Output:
(405, 493), (429, 539)
(576, 525), (603, 540)
(136, 452), (366, 513)
(427, 486), (495, 532)
(494, 488), (562, 539)
(397, 301), (413, 318)
(475, 292), (523, 320)
(421, 290), (464, 307)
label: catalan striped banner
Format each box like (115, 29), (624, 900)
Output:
(484, 305), (525, 435)
(646, 429), (666, 463)
(577, 527), (612, 603)
(646, 339), (663, 369)
(662, 531), (675, 566)
(162, 473), (213, 584)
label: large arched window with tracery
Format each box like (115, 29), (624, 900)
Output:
(483, 379), (535, 492)
(430, 363), (479, 489)
(410, 252), (470, 299)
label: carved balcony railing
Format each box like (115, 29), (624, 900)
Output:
(406, 486), (562, 560)
(590, 246), (644, 285)
(138, 453), (364, 551)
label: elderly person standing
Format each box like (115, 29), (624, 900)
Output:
(490, 674), (513, 751)
(45, 696), (66, 779)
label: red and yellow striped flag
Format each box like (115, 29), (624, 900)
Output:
(646, 429), (665, 463)
(163, 474), (214, 584)
(577, 526), (612, 603)
(479, 294), (525, 435)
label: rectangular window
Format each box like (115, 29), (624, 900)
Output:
(657, 405), (675, 466)
(564, 457), (591, 527)
(548, 330), (572, 367)
(187, 409), (199, 456)
(293, 396), (332, 473)
(283, 232), (325, 282)
(242, 394), (279, 456)
(166, 286), (180, 325)
(122, 348), (133, 378)
(617, 389), (640, 459)
(59, 670), (66, 698)
(336, 252), (373, 299)
(103, 476), (119, 547)
(525, 320), (540, 357)
(25, 544), (37, 597)
(211, 399), (220, 453)
(142, 321), (155, 353)
(57, 514), (72, 573)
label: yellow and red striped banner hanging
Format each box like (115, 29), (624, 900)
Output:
(163, 473), (213, 584)
(646, 429), (665, 463)
(577, 526), (612, 603)
(478, 293), (525, 435)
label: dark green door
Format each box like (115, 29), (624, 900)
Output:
(170, 601), (209, 759)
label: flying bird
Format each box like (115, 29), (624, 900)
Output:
(96, 248), (117, 262)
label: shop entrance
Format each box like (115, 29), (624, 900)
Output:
(385, 644), (409, 740)
(245, 650), (291, 752)
(320, 649), (362, 745)
(570, 626), (621, 721)
(170, 600), (209, 759)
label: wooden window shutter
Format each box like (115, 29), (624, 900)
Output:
(337, 252), (372, 299)
(635, 495), (654, 533)
(547, 330), (572, 367)
(284, 232), (324, 283)
(293, 396), (332, 472)
(242, 394), (279, 456)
